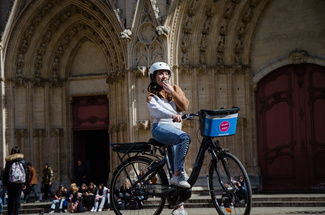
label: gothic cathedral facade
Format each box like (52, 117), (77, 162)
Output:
(0, 0), (324, 192)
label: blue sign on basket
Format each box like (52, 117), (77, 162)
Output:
(204, 113), (238, 137)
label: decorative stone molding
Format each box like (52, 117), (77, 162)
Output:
(151, 0), (160, 18)
(213, 66), (226, 75)
(50, 128), (63, 137)
(197, 66), (208, 76)
(33, 129), (46, 138)
(253, 50), (325, 84)
(289, 50), (309, 64)
(106, 70), (126, 84)
(13, 71), (28, 88)
(136, 120), (150, 130)
(31, 70), (45, 88)
(109, 123), (127, 133)
(49, 72), (64, 88)
(120, 29), (132, 40)
(14, 129), (28, 147)
(179, 66), (193, 76)
(14, 129), (28, 139)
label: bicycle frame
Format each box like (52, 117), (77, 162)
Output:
(187, 136), (214, 186)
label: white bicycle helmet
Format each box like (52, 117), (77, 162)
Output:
(149, 62), (171, 75)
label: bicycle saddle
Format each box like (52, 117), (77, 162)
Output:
(148, 138), (167, 147)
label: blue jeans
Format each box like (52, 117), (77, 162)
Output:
(24, 184), (39, 202)
(152, 123), (191, 172)
(51, 199), (65, 210)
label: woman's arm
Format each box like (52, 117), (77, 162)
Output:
(171, 85), (189, 112)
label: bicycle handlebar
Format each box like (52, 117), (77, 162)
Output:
(181, 106), (240, 120)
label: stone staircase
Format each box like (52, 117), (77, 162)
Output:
(184, 193), (325, 208)
(3, 192), (325, 213)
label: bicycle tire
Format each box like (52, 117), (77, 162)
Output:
(208, 152), (252, 215)
(110, 156), (169, 215)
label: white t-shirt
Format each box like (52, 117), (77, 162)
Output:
(147, 95), (182, 130)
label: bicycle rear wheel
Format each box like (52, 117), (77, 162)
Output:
(208, 152), (252, 215)
(110, 156), (168, 215)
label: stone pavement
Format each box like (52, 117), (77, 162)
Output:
(26, 207), (325, 215)
(18, 193), (325, 215)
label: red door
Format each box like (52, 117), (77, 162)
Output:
(256, 63), (325, 191)
(72, 95), (110, 185)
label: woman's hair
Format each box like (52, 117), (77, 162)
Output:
(57, 185), (64, 196)
(70, 183), (79, 193)
(88, 182), (96, 193)
(98, 183), (104, 195)
(81, 183), (88, 190)
(147, 71), (163, 95)
(10, 146), (21, 155)
(123, 179), (130, 189)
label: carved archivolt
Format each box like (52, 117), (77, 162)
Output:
(10, 1), (124, 89)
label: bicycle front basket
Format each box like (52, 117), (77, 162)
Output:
(199, 107), (239, 137)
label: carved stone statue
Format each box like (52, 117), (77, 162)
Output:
(120, 29), (132, 40)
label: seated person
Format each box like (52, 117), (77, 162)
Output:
(49, 185), (67, 213)
(221, 182), (235, 208)
(91, 183), (109, 212)
(117, 179), (132, 209)
(87, 182), (97, 210)
(235, 175), (247, 202)
(78, 183), (91, 210)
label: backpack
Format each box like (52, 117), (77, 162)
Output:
(9, 161), (26, 183)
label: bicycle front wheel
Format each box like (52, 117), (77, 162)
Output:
(208, 152), (252, 215)
(110, 156), (168, 215)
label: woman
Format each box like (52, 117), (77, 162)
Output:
(147, 62), (191, 214)
(91, 183), (108, 212)
(3, 147), (28, 215)
(87, 182), (97, 211)
(78, 183), (90, 210)
(49, 185), (67, 213)
(69, 183), (83, 212)
(118, 179), (131, 209)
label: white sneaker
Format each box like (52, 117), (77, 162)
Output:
(170, 175), (191, 188)
(49, 210), (55, 214)
(98, 208), (102, 212)
(91, 207), (96, 212)
(181, 171), (189, 181)
(172, 209), (188, 215)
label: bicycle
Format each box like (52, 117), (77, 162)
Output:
(109, 107), (252, 215)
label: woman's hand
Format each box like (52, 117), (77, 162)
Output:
(162, 81), (174, 94)
(172, 114), (182, 123)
